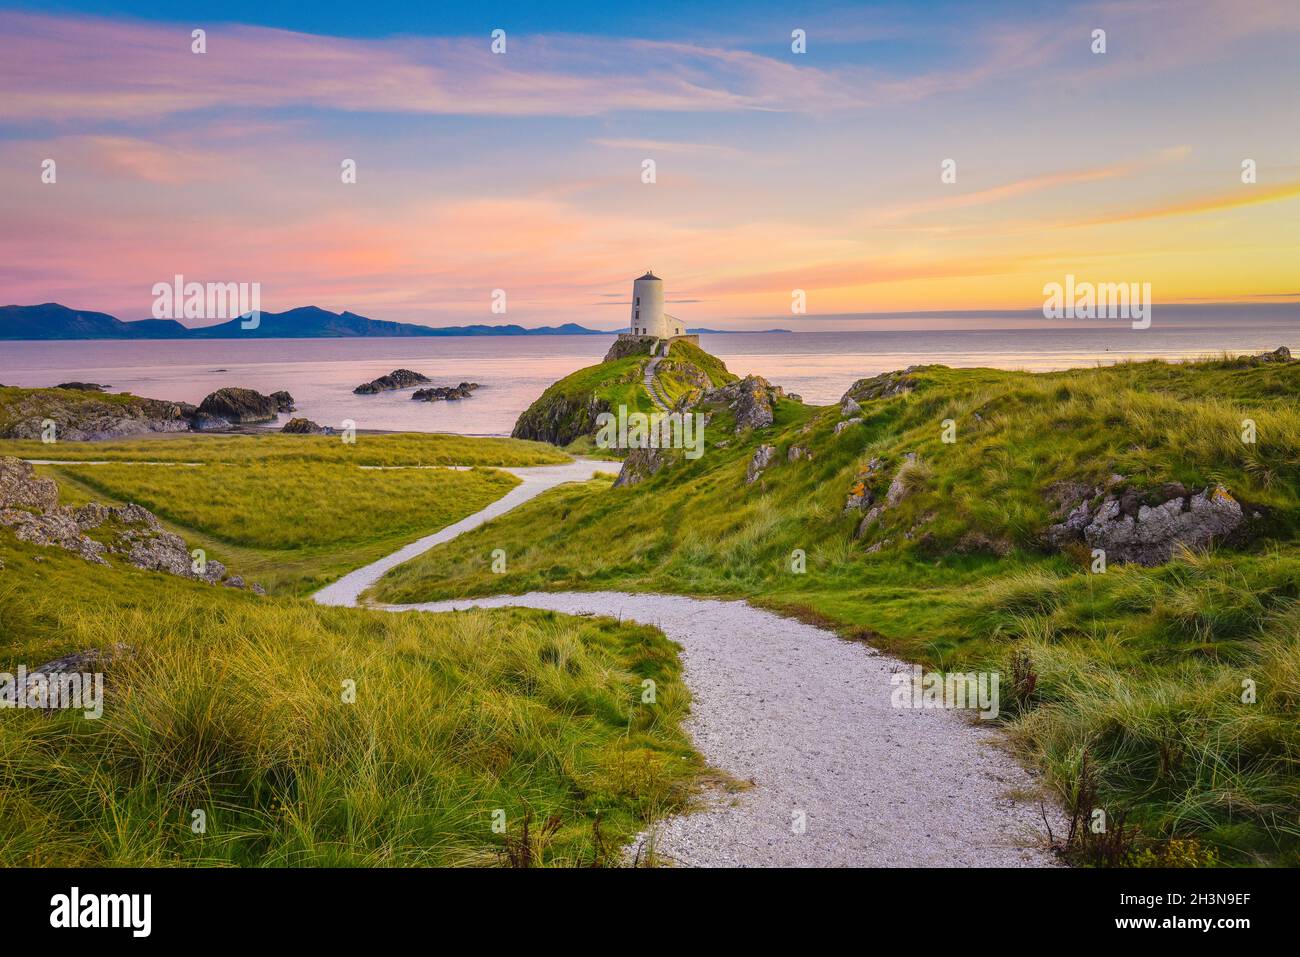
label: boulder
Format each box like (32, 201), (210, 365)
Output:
(834, 418), (863, 435)
(0, 457), (59, 510)
(787, 444), (812, 462)
(614, 447), (670, 487)
(353, 369), (430, 394)
(270, 390), (296, 412)
(840, 367), (926, 405)
(412, 382), (480, 402)
(1045, 482), (1246, 565)
(281, 417), (334, 435)
(693, 376), (784, 433)
(1254, 346), (1292, 363)
(197, 387), (278, 424)
(746, 444), (776, 485)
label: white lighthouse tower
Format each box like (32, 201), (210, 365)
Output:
(629, 271), (685, 338)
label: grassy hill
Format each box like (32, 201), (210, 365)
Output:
(371, 352), (1300, 865)
(0, 432), (698, 866)
(511, 337), (737, 450)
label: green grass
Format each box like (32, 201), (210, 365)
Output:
(369, 355), (1300, 865)
(0, 535), (698, 866)
(6, 432), (568, 595)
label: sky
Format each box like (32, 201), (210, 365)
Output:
(1, 0), (1297, 330)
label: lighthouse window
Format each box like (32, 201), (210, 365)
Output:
(635, 308), (639, 319)
(635, 296), (640, 305)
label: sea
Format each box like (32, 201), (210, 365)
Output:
(1, 320), (1295, 436)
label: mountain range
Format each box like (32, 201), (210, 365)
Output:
(0, 304), (791, 340)
(0, 304), (613, 340)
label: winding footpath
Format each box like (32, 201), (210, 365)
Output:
(314, 458), (1060, 867)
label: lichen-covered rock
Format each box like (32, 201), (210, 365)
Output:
(840, 396), (862, 417)
(0, 457), (59, 510)
(0, 457), (255, 586)
(787, 445), (812, 462)
(614, 447), (671, 487)
(1, 393), (192, 441)
(198, 387), (279, 424)
(694, 376), (784, 433)
(840, 366), (926, 405)
(746, 444), (776, 485)
(1045, 481), (1245, 565)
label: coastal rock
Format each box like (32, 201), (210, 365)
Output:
(694, 375), (784, 433)
(1, 391), (192, 441)
(412, 382), (480, 402)
(841, 367), (926, 405)
(614, 447), (671, 487)
(1044, 482), (1246, 565)
(53, 382), (108, 392)
(840, 396), (862, 417)
(0, 457), (59, 510)
(746, 444), (776, 485)
(281, 417), (334, 435)
(190, 412), (232, 432)
(197, 387), (279, 424)
(1253, 346), (1292, 363)
(0, 455), (249, 586)
(844, 458), (882, 512)
(270, 390), (296, 412)
(353, 369), (430, 394)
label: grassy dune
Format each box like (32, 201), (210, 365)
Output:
(0, 537), (696, 866)
(370, 356), (1300, 865)
(20, 432), (563, 594)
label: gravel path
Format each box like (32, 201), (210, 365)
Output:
(314, 459), (1060, 867)
(313, 458), (612, 607)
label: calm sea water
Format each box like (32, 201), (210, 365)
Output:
(2, 323), (1294, 435)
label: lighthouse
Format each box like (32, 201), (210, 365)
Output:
(629, 271), (685, 338)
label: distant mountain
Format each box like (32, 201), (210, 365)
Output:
(688, 327), (792, 334)
(0, 303), (611, 340)
(0, 303), (189, 340)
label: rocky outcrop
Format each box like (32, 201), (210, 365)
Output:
(787, 444), (812, 462)
(834, 418), (863, 435)
(692, 376), (784, 433)
(53, 382), (108, 392)
(841, 367), (925, 405)
(412, 382), (480, 402)
(1, 392), (192, 441)
(746, 444), (776, 485)
(0, 456), (261, 590)
(353, 369), (430, 394)
(1044, 480), (1246, 565)
(614, 447), (673, 487)
(281, 417), (334, 435)
(197, 387), (279, 424)
(270, 390), (296, 412)
(513, 392), (613, 446)
(603, 336), (658, 362)
(854, 454), (920, 538)
(1251, 346), (1292, 363)
(844, 458), (882, 513)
